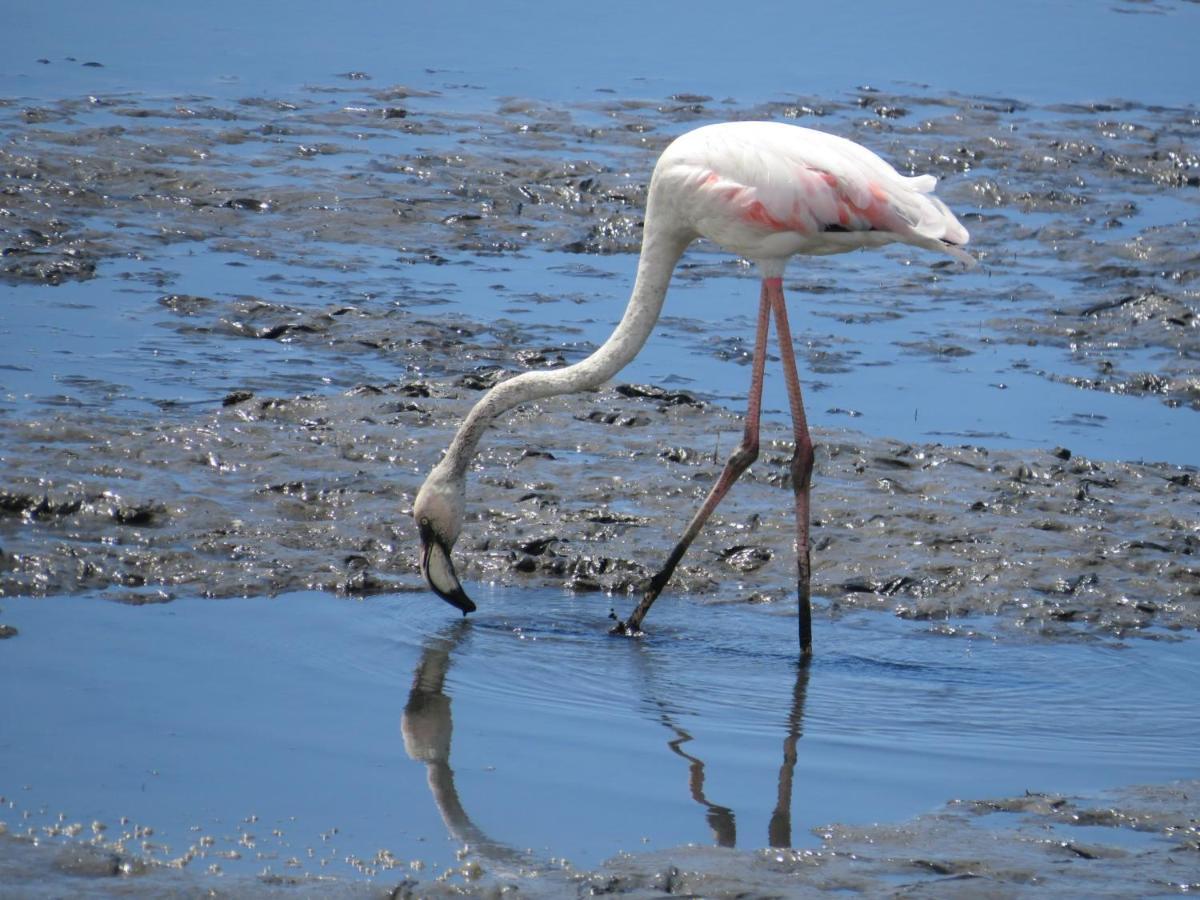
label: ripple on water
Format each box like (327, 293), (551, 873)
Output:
(403, 587), (1200, 769)
(0, 587), (1197, 882)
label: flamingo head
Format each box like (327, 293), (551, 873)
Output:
(412, 469), (476, 615)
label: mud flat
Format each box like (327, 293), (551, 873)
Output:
(1, 77), (1198, 897)
(1, 80), (1196, 636)
(0, 377), (1197, 639)
(1, 780), (1197, 896)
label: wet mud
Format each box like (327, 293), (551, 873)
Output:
(1, 81), (1197, 638)
(2, 85), (1198, 408)
(2, 780), (1196, 897)
(1, 374), (1196, 637)
(2, 77), (1199, 897)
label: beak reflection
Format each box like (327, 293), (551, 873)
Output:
(401, 623), (525, 864)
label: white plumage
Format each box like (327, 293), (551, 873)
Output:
(658, 122), (971, 268)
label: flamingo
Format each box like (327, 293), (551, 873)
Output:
(413, 121), (972, 656)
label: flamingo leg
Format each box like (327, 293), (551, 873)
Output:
(616, 280), (773, 635)
(765, 277), (814, 656)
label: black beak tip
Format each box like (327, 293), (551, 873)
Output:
(428, 579), (475, 615)
(451, 590), (477, 615)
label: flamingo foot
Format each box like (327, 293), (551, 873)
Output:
(608, 579), (664, 636)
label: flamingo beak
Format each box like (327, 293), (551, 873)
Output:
(418, 523), (476, 615)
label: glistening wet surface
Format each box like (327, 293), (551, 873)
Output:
(2, 589), (1198, 890)
(3, 0), (1200, 895)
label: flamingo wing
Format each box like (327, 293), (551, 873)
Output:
(660, 122), (972, 265)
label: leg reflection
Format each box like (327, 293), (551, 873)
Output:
(400, 621), (524, 864)
(635, 648), (812, 850)
(662, 718), (737, 847)
(768, 660), (812, 848)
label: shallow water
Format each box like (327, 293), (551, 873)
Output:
(2, 1), (1199, 894)
(2, 589), (1197, 883)
(7, 0), (1200, 106)
(5, 242), (1194, 464)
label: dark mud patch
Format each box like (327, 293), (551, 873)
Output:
(1, 372), (1195, 639)
(996, 286), (1200, 409)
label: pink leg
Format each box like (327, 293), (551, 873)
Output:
(614, 281), (773, 635)
(766, 278), (815, 656)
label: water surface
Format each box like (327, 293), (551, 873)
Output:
(2, 590), (1196, 881)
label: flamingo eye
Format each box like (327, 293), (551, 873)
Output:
(419, 516), (430, 527)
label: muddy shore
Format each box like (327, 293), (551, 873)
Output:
(1, 373), (1197, 639)
(1, 81), (1196, 638)
(1, 78), (1198, 897)
(2, 780), (1197, 896)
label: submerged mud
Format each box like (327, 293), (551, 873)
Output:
(2, 780), (1196, 896)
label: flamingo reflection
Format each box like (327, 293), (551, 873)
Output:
(637, 651), (811, 850)
(402, 624), (811, 856)
(400, 621), (525, 864)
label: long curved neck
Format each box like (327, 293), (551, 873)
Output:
(438, 202), (692, 481)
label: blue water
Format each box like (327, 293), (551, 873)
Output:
(2, 1), (1198, 887)
(1, 590), (1196, 878)
(5, 0), (1199, 106)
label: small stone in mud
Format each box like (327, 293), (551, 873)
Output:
(157, 294), (214, 315)
(0, 624), (18, 639)
(458, 369), (505, 391)
(223, 198), (270, 212)
(113, 504), (160, 526)
(719, 545), (772, 572)
(519, 536), (561, 555)
(615, 383), (702, 407)
(583, 410), (651, 427)
(659, 447), (696, 463)
(222, 390), (254, 406)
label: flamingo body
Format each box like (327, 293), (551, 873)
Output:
(656, 122), (971, 270)
(413, 121), (971, 653)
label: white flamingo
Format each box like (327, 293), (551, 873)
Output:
(413, 121), (972, 655)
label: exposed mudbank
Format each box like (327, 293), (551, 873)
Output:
(1, 82), (1197, 638)
(2, 84), (1197, 413)
(1, 370), (1196, 637)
